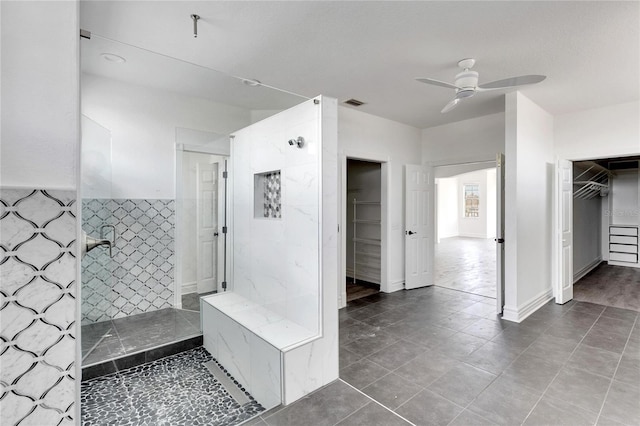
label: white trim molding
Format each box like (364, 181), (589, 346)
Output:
(573, 258), (602, 283)
(503, 288), (554, 323)
(386, 279), (405, 293)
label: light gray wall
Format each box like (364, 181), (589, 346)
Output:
(572, 191), (603, 280)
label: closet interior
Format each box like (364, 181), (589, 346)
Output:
(572, 155), (640, 311)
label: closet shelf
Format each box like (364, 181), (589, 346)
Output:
(573, 164), (611, 200)
(354, 251), (381, 258)
(352, 219), (381, 224)
(352, 198), (381, 284)
(353, 237), (381, 245)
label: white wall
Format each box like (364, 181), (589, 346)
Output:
(81, 74), (251, 199)
(422, 112), (505, 166)
(1, 1), (79, 189)
(436, 168), (496, 241)
(610, 170), (640, 226)
(0, 2), (81, 424)
(555, 101), (640, 160)
(504, 92), (555, 322)
(436, 177), (458, 240)
(338, 107), (422, 291)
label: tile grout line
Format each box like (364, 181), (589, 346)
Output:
(449, 303), (587, 425)
(594, 314), (638, 425)
(338, 379), (418, 426)
(520, 305), (610, 425)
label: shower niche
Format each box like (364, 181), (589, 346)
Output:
(254, 170), (282, 219)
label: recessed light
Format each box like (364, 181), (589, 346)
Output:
(101, 53), (126, 63)
(242, 79), (261, 87)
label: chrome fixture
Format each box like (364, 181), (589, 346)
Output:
(288, 136), (304, 148)
(81, 230), (113, 258)
(191, 14), (200, 38)
(101, 224), (116, 240)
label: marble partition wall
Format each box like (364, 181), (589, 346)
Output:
(81, 199), (175, 324)
(0, 188), (77, 425)
(232, 98), (322, 334)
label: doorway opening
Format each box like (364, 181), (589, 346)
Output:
(566, 155), (640, 311)
(176, 148), (228, 311)
(434, 164), (498, 300)
(346, 159), (383, 302)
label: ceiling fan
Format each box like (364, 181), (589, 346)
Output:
(416, 58), (546, 113)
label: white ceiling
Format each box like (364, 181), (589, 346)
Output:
(80, 1), (640, 129)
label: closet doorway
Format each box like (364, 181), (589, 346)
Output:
(434, 163), (498, 300)
(346, 159), (383, 302)
(564, 155), (640, 311)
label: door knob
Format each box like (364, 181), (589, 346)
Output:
(214, 232), (219, 237)
(406, 230), (416, 235)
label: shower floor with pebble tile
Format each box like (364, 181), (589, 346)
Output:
(81, 347), (264, 426)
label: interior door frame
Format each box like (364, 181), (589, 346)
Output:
(339, 150), (389, 308)
(175, 143), (229, 308)
(431, 158), (501, 302)
(551, 152), (640, 304)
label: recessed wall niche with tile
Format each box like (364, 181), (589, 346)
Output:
(255, 170), (282, 219)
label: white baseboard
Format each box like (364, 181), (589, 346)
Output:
(182, 282), (197, 295)
(458, 233), (488, 239)
(384, 280), (405, 293)
(503, 288), (554, 323)
(573, 258), (602, 283)
(608, 260), (640, 269)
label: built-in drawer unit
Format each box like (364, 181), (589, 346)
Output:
(609, 226), (639, 265)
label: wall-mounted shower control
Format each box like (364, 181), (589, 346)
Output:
(81, 230), (113, 258)
(288, 136), (304, 148)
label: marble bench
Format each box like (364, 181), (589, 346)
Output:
(201, 292), (319, 409)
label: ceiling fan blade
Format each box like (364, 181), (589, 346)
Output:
(477, 75), (546, 90)
(441, 98), (460, 113)
(416, 78), (460, 90)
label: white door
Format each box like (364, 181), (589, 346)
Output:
(405, 165), (434, 290)
(555, 159), (574, 304)
(496, 153), (506, 314)
(197, 161), (219, 293)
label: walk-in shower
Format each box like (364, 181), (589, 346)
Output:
(79, 31), (309, 424)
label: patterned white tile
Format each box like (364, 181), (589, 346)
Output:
(0, 188), (77, 426)
(81, 199), (174, 324)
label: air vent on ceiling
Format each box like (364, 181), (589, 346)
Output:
(343, 98), (366, 107)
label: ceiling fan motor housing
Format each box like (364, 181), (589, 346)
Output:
(455, 70), (479, 94)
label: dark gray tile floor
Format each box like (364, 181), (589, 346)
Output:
(82, 308), (201, 366)
(435, 237), (496, 298)
(246, 286), (640, 426)
(574, 263), (640, 312)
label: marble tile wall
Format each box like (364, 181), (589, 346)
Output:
(81, 199), (175, 324)
(0, 188), (77, 425)
(232, 99), (321, 334)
